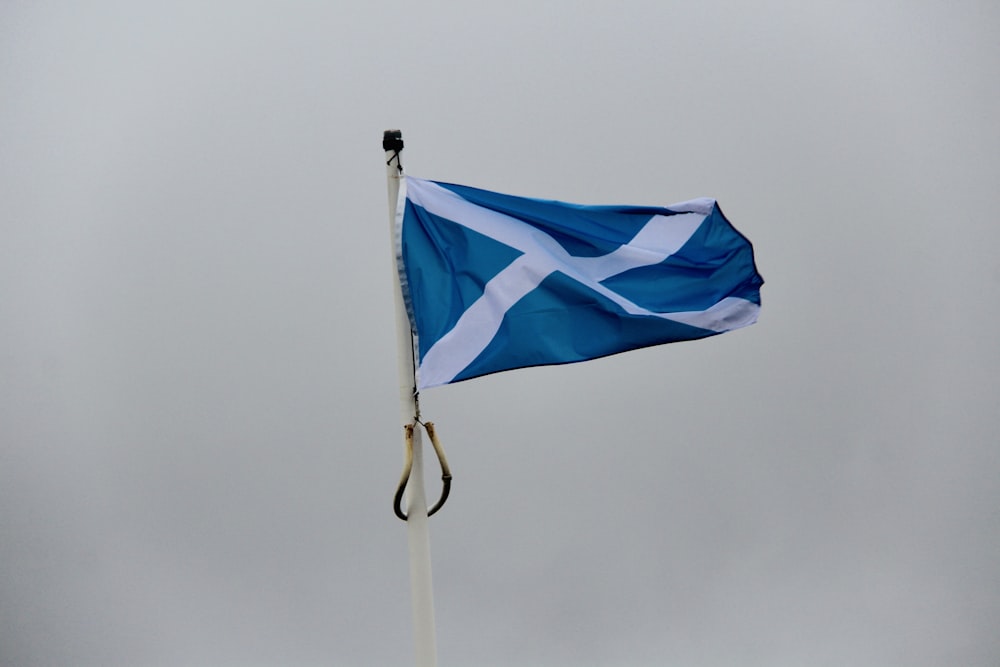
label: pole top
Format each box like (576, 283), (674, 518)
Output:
(383, 129), (404, 152)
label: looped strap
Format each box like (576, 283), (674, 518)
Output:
(394, 421), (452, 521)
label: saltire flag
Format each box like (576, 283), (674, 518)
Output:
(396, 175), (763, 390)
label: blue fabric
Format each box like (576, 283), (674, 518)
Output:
(602, 205), (762, 312)
(401, 197), (522, 361)
(452, 271), (717, 385)
(435, 181), (661, 257)
(398, 176), (763, 388)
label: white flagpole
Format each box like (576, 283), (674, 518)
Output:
(383, 130), (438, 667)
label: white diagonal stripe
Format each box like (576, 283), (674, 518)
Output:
(418, 254), (556, 388)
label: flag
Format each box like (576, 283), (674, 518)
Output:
(396, 175), (763, 390)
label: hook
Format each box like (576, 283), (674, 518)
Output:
(394, 421), (452, 521)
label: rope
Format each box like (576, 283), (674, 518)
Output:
(394, 421), (452, 521)
(393, 424), (415, 521)
(423, 421), (452, 516)
(386, 149), (403, 173)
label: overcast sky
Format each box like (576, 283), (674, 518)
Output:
(2, 2), (999, 666)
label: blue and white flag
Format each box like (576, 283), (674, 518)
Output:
(396, 176), (763, 389)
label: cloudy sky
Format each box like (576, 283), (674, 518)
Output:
(2, 2), (998, 666)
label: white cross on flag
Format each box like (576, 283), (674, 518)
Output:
(396, 176), (763, 389)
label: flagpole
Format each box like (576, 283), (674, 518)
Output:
(383, 129), (438, 667)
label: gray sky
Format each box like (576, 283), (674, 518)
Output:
(2, 2), (998, 666)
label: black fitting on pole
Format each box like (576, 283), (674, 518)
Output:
(382, 129), (404, 152)
(383, 129), (403, 172)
